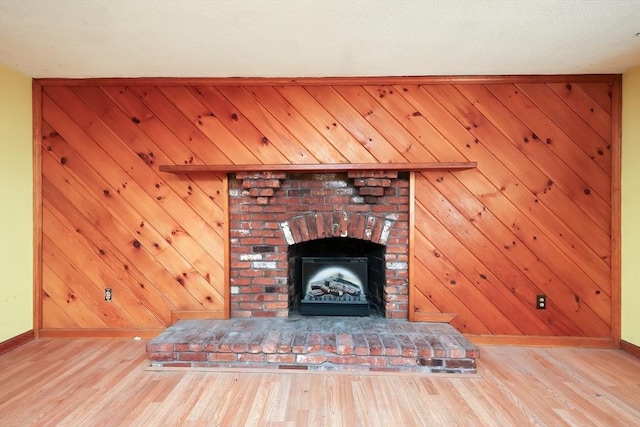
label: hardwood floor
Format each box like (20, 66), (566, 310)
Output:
(1, 339), (638, 426)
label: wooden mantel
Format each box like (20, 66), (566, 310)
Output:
(159, 162), (477, 174)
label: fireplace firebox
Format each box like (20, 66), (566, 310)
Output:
(300, 257), (369, 316)
(289, 237), (386, 316)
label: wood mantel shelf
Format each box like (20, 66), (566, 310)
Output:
(159, 162), (477, 174)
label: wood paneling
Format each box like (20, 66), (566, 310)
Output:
(36, 76), (618, 338)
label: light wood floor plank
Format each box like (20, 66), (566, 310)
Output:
(1, 339), (638, 426)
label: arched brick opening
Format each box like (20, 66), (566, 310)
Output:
(279, 211), (398, 245)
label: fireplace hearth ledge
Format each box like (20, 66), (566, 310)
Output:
(146, 316), (479, 374)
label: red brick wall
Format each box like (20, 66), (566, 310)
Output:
(228, 171), (409, 318)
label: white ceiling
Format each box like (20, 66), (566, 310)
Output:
(1, 0), (639, 79)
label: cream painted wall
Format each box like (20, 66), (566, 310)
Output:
(0, 64), (33, 342)
(622, 66), (640, 346)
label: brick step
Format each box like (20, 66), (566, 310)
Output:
(146, 317), (479, 374)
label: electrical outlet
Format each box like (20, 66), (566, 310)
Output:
(536, 294), (546, 309)
(104, 288), (113, 301)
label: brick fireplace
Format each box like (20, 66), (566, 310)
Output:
(147, 168), (480, 373)
(228, 170), (410, 319)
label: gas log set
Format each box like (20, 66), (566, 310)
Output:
(300, 257), (371, 316)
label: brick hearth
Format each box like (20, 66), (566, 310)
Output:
(146, 317), (479, 374)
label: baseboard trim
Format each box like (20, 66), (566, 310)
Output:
(39, 329), (164, 339)
(413, 313), (457, 323)
(0, 330), (35, 355)
(465, 334), (616, 348)
(620, 340), (640, 359)
(171, 310), (226, 324)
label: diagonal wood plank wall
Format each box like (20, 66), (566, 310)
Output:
(35, 76), (619, 339)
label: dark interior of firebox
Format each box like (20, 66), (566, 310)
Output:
(288, 237), (386, 316)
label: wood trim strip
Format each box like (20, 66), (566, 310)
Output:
(159, 162), (477, 174)
(620, 340), (640, 359)
(34, 74), (620, 87)
(610, 76), (622, 346)
(413, 313), (457, 323)
(171, 310), (226, 324)
(466, 334), (616, 348)
(38, 329), (164, 339)
(0, 330), (35, 355)
(32, 80), (43, 338)
(408, 172), (416, 322)
(223, 176), (231, 319)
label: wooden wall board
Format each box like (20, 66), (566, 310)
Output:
(215, 85), (319, 164)
(34, 76), (619, 339)
(40, 120), (210, 304)
(99, 86), (227, 217)
(247, 85), (348, 164)
(609, 77), (622, 347)
(126, 86), (234, 165)
(32, 81), (43, 337)
(42, 91), (225, 296)
(156, 86), (262, 164)
(42, 235), (135, 329)
(414, 199), (554, 336)
(486, 84), (611, 201)
(43, 205), (165, 328)
(423, 85), (610, 259)
(415, 175), (608, 337)
(577, 82), (613, 115)
(413, 232), (510, 335)
(40, 160), (201, 313)
(41, 296), (80, 329)
(41, 262), (108, 329)
(455, 84), (611, 233)
(42, 190), (176, 325)
(402, 85), (611, 289)
(362, 85), (469, 162)
(515, 83), (612, 174)
(303, 85), (407, 163)
(333, 85), (431, 161)
(69, 87), (227, 254)
(275, 85), (379, 162)
(418, 171), (610, 334)
(546, 83), (612, 142)
(40, 89), (226, 329)
(408, 171), (416, 322)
